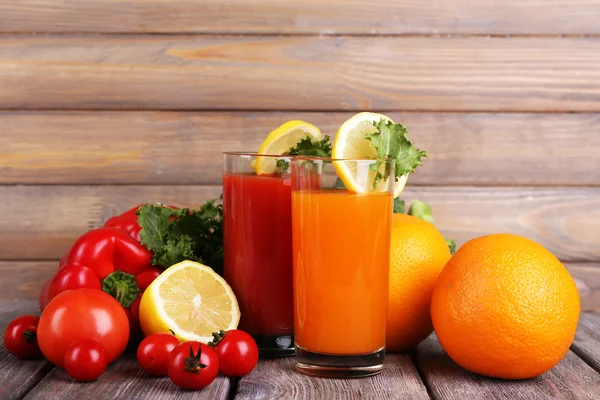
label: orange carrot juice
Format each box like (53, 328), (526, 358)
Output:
(292, 189), (392, 355)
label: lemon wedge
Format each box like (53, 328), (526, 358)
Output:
(254, 120), (322, 175)
(139, 260), (240, 343)
(332, 112), (408, 198)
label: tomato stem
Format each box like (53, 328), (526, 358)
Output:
(185, 345), (207, 374)
(208, 330), (227, 347)
(23, 330), (36, 344)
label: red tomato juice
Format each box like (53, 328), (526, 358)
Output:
(222, 173), (293, 336)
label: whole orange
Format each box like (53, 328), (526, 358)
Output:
(386, 214), (451, 352)
(431, 234), (580, 380)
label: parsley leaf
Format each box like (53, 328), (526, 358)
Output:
(276, 159), (290, 174)
(365, 119), (427, 182)
(393, 198), (406, 213)
(288, 135), (332, 157)
(275, 135), (333, 175)
(446, 238), (457, 255)
(137, 199), (224, 275)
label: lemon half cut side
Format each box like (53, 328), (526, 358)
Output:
(139, 260), (240, 343)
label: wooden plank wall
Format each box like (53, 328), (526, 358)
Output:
(0, 1), (599, 311)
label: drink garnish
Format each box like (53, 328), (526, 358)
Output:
(276, 135), (333, 173)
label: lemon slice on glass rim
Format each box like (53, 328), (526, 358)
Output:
(254, 120), (322, 175)
(139, 260), (240, 343)
(331, 112), (408, 198)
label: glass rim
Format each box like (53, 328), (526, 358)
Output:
(223, 152), (394, 163)
(291, 156), (395, 163)
(223, 151), (289, 159)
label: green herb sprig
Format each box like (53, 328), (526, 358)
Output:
(137, 198), (224, 275)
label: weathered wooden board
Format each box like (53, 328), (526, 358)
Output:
(0, 300), (54, 400)
(0, 262), (57, 302)
(415, 333), (600, 399)
(1, 186), (598, 262)
(570, 264), (600, 312)
(234, 354), (428, 399)
(1, 0), (599, 35)
(572, 312), (600, 373)
(23, 355), (231, 400)
(3, 111), (599, 186)
(2, 36), (600, 111)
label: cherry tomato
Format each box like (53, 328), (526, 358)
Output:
(37, 288), (129, 368)
(209, 330), (258, 377)
(64, 339), (108, 381)
(167, 342), (218, 390)
(3, 315), (43, 358)
(47, 264), (101, 305)
(137, 333), (180, 376)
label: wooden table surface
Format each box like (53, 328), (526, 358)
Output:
(2, 300), (599, 400)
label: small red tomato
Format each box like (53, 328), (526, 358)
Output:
(64, 339), (108, 381)
(168, 342), (218, 390)
(4, 315), (43, 358)
(137, 333), (180, 376)
(208, 330), (258, 377)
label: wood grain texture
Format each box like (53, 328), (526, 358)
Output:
(24, 354), (231, 400)
(3, 111), (600, 186)
(570, 264), (600, 312)
(1, 185), (598, 262)
(0, 185), (222, 261)
(0, 300), (54, 400)
(415, 333), (600, 400)
(234, 355), (428, 399)
(2, 36), (600, 111)
(0, 261), (56, 301)
(572, 313), (600, 373)
(1, 0), (599, 35)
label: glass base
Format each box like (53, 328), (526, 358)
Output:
(295, 345), (385, 378)
(252, 334), (295, 358)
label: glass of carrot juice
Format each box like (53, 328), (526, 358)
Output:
(223, 152), (295, 357)
(291, 157), (395, 378)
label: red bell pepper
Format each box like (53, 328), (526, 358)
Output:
(104, 205), (143, 242)
(41, 227), (162, 337)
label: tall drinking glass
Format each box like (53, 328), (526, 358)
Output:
(222, 152), (295, 357)
(291, 157), (395, 377)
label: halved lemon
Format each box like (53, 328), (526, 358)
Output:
(254, 120), (322, 175)
(332, 112), (408, 198)
(139, 260), (240, 343)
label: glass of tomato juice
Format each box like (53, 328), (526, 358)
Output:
(222, 152), (295, 357)
(291, 157), (395, 378)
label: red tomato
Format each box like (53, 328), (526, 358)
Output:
(47, 264), (102, 305)
(167, 342), (219, 390)
(64, 339), (108, 381)
(209, 330), (258, 377)
(137, 333), (180, 376)
(37, 289), (129, 368)
(3, 315), (43, 359)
